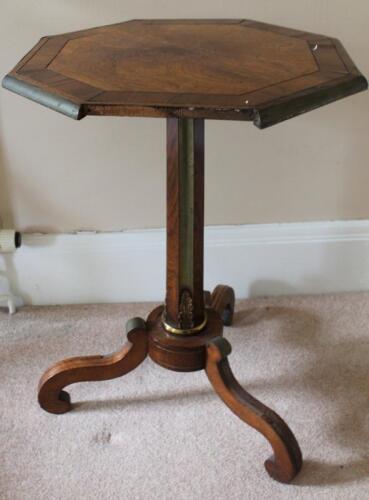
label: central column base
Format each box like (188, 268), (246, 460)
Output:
(148, 306), (223, 372)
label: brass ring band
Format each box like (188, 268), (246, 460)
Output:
(162, 312), (208, 335)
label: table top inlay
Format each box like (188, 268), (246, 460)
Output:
(2, 19), (367, 128)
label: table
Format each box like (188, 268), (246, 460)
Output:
(3, 19), (367, 483)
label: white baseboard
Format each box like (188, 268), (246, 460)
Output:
(2, 220), (369, 306)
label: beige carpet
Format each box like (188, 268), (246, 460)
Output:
(1, 293), (369, 500)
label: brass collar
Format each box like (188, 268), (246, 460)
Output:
(162, 312), (208, 335)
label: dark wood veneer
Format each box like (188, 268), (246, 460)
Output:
(165, 118), (205, 331)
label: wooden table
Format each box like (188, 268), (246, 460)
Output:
(3, 19), (367, 483)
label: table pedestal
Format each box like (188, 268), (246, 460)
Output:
(38, 118), (302, 483)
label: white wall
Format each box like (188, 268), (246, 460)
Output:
(3, 221), (369, 305)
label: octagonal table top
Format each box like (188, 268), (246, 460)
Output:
(2, 19), (367, 128)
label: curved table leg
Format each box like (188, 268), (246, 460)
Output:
(211, 285), (235, 326)
(206, 337), (302, 483)
(38, 318), (148, 414)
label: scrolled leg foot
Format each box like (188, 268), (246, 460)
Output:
(48, 389), (71, 414)
(38, 317), (148, 414)
(211, 285), (235, 326)
(206, 337), (302, 483)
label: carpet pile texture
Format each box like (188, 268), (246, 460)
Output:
(1, 293), (368, 499)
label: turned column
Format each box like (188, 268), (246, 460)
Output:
(163, 118), (206, 334)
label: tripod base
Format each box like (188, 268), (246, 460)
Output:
(38, 284), (302, 483)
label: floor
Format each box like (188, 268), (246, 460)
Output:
(1, 293), (368, 500)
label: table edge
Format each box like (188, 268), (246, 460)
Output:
(2, 72), (367, 128)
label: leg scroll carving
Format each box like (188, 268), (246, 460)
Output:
(38, 317), (148, 414)
(206, 337), (302, 483)
(203, 290), (212, 307)
(211, 285), (235, 326)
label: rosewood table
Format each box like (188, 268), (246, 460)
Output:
(3, 19), (367, 483)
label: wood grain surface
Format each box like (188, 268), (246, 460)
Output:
(3, 19), (367, 127)
(206, 337), (303, 483)
(164, 118), (205, 332)
(38, 318), (148, 414)
(148, 305), (223, 372)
